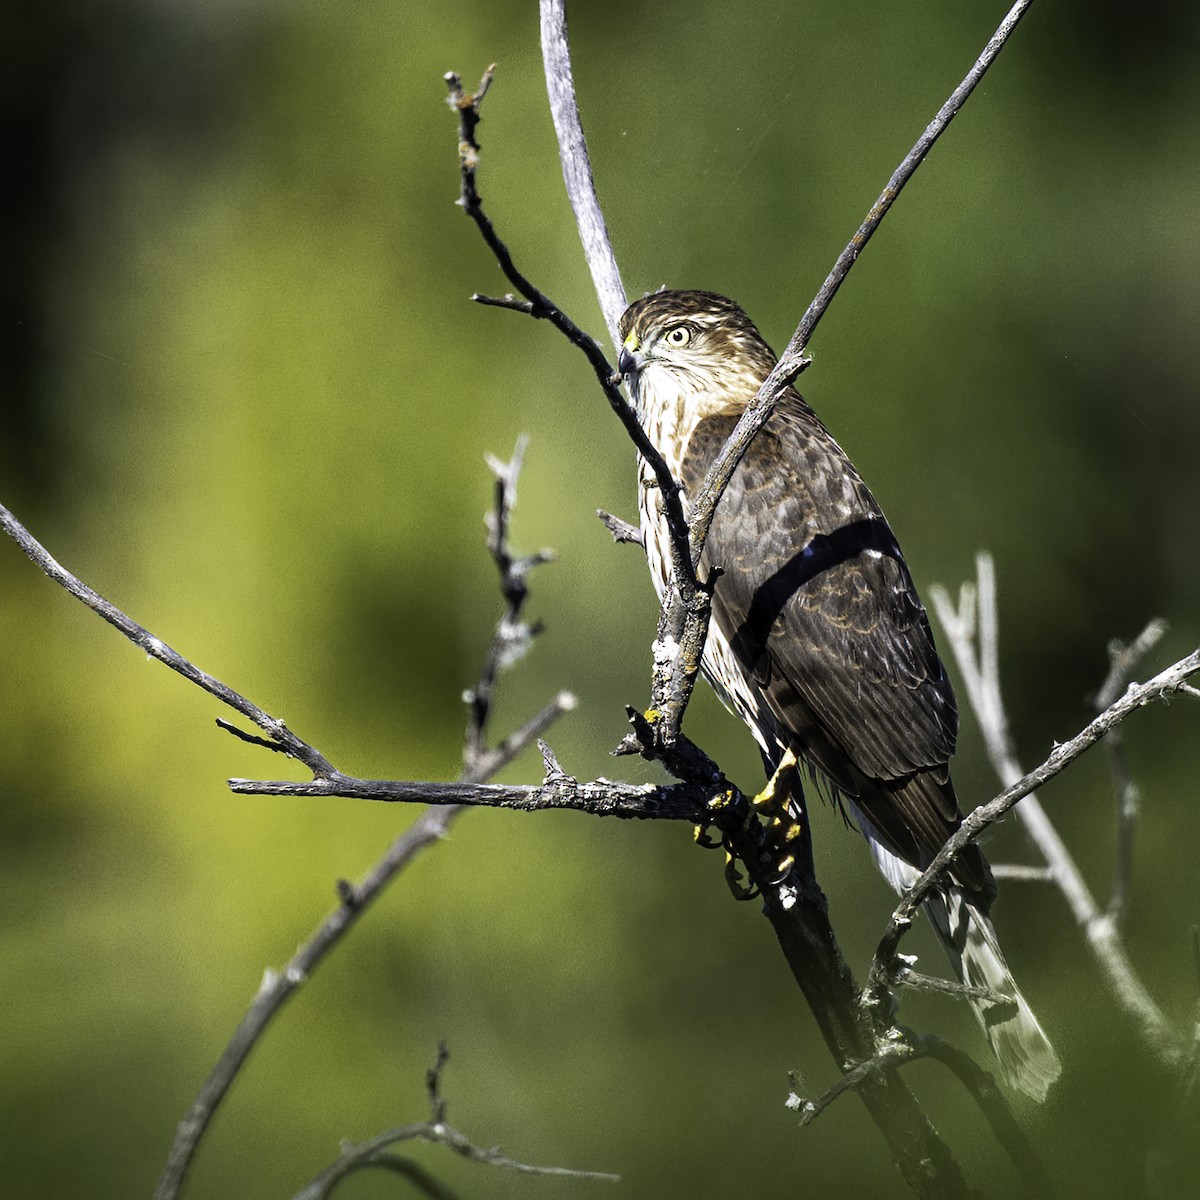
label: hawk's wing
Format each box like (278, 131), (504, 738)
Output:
(681, 394), (987, 893)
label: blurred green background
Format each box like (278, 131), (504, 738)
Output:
(3, 1), (1199, 1197)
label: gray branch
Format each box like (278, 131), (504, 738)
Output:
(539, 0), (627, 346)
(229, 770), (711, 822)
(869, 557), (1199, 1054)
(293, 1045), (618, 1199)
(925, 555), (1184, 1064)
(684, 0), (1037, 571)
(0, 503), (337, 779)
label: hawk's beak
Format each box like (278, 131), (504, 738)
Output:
(618, 336), (643, 382)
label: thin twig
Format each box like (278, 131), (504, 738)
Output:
(890, 966), (1016, 1010)
(293, 1045), (618, 1199)
(1094, 619), (1168, 924)
(989, 864), (1057, 883)
(444, 68), (695, 610)
(596, 509), (644, 547)
(0, 502), (337, 778)
(791, 1042), (919, 1127)
(790, 1032), (1042, 1186)
(446, 64), (727, 765)
(870, 645), (1200, 998)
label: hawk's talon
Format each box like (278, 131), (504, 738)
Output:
(693, 822), (723, 850)
(724, 850), (760, 901)
(752, 747), (800, 812)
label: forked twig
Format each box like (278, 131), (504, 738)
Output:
(292, 1045), (618, 1198)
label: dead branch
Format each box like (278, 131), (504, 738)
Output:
(292, 1045), (619, 1199)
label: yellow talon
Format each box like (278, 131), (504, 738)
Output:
(752, 747), (800, 808)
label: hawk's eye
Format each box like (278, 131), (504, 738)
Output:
(664, 325), (692, 349)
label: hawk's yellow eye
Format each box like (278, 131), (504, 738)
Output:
(664, 325), (691, 349)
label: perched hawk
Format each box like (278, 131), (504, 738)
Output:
(618, 289), (1060, 1100)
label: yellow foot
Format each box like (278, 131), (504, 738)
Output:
(752, 747), (799, 810)
(753, 750), (805, 875)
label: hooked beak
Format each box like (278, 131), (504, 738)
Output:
(618, 336), (643, 383)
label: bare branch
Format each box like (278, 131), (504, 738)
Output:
(293, 1045), (618, 1199)
(596, 509), (644, 547)
(876, 555), (1197, 1063)
(444, 62), (722, 766)
(890, 965), (1016, 1010)
(684, 0), (1037, 576)
(443, 66), (695, 610)
(471, 291), (534, 314)
(0, 502), (337, 778)
(539, 0), (627, 346)
(789, 1032), (1042, 1187)
(790, 1042), (919, 1127)
(928, 556), (1186, 1061)
(870, 644), (1200, 997)
(1094, 619), (1168, 924)
(229, 770), (715, 820)
(989, 864), (1056, 884)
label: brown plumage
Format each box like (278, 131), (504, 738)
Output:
(619, 289), (1060, 1100)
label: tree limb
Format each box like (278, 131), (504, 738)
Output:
(925, 554), (1185, 1064)
(869, 574), (1200, 1023)
(0, 502), (337, 779)
(230, 769), (711, 821)
(539, 0), (627, 347)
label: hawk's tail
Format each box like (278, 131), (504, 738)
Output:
(861, 824), (1061, 1101)
(925, 885), (1062, 1102)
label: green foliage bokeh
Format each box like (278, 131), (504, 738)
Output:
(3, 2), (1199, 1197)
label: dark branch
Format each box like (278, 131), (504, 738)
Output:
(790, 1034), (1043, 1187)
(443, 67), (696, 609)
(444, 64), (725, 763)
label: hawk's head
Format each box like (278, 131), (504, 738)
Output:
(617, 290), (777, 418)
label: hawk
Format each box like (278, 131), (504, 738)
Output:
(618, 289), (1060, 1101)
